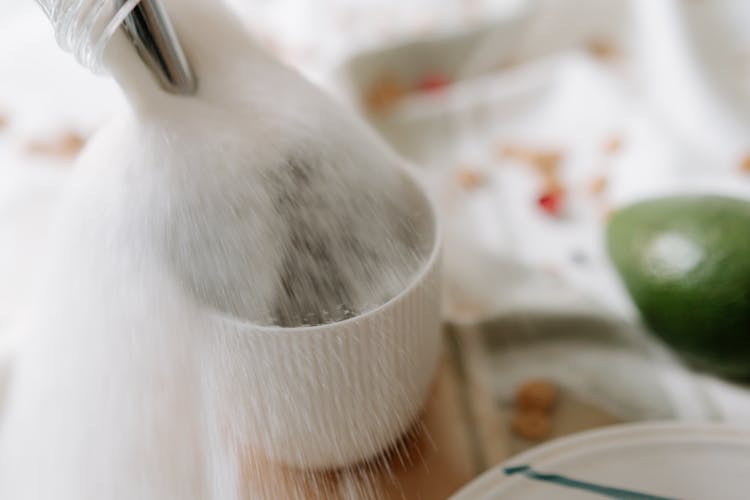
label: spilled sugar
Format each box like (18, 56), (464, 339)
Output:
(0, 1), (436, 498)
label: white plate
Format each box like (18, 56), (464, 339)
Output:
(452, 422), (750, 500)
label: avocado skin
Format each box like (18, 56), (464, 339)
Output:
(607, 195), (750, 377)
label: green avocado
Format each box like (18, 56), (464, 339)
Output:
(607, 195), (750, 376)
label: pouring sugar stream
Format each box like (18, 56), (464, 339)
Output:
(0, 0), (442, 498)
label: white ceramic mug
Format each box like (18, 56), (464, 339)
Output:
(207, 196), (443, 469)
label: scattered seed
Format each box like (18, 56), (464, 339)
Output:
(27, 131), (86, 159)
(512, 410), (552, 441)
(537, 190), (565, 217)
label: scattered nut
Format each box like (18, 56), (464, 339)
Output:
(586, 39), (622, 62)
(604, 136), (623, 154)
(515, 379), (558, 412)
(499, 144), (568, 215)
(533, 151), (563, 174)
(0, 114), (8, 130)
(499, 145), (563, 173)
(740, 155), (750, 174)
(500, 145), (565, 181)
(456, 167), (487, 190)
(512, 410), (553, 441)
(589, 175), (608, 195)
(27, 131), (86, 159)
(365, 75), (408, 113)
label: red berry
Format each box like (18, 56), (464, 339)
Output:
(538, 191), (564, 216)
(416, 72), (451, 93)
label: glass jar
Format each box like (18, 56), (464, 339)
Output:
(35, 0), (142, 73)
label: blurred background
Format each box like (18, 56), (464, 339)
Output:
(2, 0), (750, 478)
